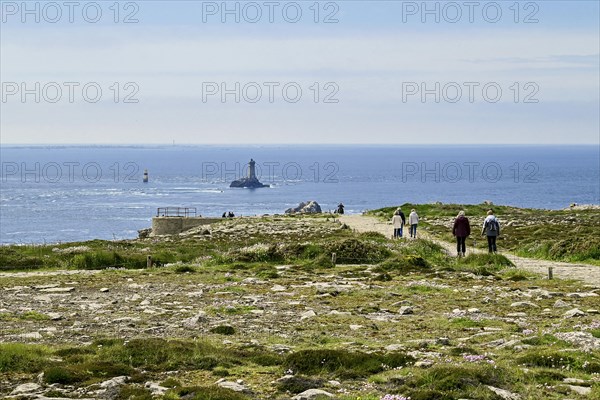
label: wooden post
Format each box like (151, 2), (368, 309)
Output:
(147, 255), (153, 268)
(548, 267), (553, 280)
(331, 253), (337, 266)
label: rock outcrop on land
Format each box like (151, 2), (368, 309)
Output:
(285, 201), (322, 214)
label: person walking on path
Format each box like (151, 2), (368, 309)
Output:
(452, 210), (471, 257)
(408, 209), (419, 238)
(391, 208), (406, 239)
(482, 209), (500, 253)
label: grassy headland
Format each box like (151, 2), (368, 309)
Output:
(0, 211), (599, 399)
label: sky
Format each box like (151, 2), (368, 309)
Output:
(0, 0), (599, 144)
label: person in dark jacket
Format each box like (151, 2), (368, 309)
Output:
(452, 210), (471, 257)
(481, 209), (500, 253)
(395, 207), (406, 237)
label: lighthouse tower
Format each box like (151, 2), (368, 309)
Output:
(248, 159), (257, 180)
(230, 158), (269, 188)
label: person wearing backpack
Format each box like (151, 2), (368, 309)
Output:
(481, 209), (500, 253)
(452, 210), (470, 257)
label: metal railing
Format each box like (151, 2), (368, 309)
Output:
(156, 207), (197, 217)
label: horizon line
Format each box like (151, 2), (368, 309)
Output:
(2, 143), (599, 147)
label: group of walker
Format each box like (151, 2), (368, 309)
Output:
(391, 207), (420, 239)
(391, 208), (501, 256)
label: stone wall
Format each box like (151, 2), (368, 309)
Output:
(151, 217), (221, 236)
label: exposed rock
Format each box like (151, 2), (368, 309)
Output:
(300, 310), (317, 320)
(98, 376), (128, 400)
(230, 176), (269, 189)
(39, 287), (75, 293)
(292, 389), (335, 400)
(270, 344), (293, 353)
(145, 381), (169, 396)
(567, 292), (598, 298)
(506, 312), (527, 318)
(21, 332), (43, 339)
(183, 311), (208, 328)
(563, 378), (588, 385)
(329, 310), (351, 316)
(285, 201), (322, 214)
(398, 306), (414, 315)
(242, 277), (266, 285)
(100, 376), (128, 388)
(37, 397), (95, 400)
(567, 385), (592, 395)
(138, 228), (152, 239)
(415, 360), (434, 368)
(486, 385), (521, 400)
(555, 331), (600, 351)
(216, 380), (251, 393)
(275, 374), (295, 383)
(47, 312), (63, 320)
(10, 383), (41, 395)
(563, 308), (585, 318)
(510, 301), (539, 309)
(496, 339), (523, 350)
(553, 299), (570, 308)
(385, 344), (405, 351)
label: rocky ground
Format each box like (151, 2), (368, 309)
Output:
(1, 215), (599, 399)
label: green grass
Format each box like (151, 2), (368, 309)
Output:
(398, 363), (515, 400)
(168, 386), (249, 400)
(20, 311), (51, 320)
(517, 350), (600, 373)
(0, 343), (50, 373)
(284, 349), (414, 378)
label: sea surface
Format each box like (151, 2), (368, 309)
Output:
(0, 145), (598, 244)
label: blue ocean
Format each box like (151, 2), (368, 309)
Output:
(0, 145), (598, 244)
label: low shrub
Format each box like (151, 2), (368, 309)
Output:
(210, 326), (236, 335)
(276, 375), (325, 394)
(284, 349), (413, 378)
(171, 386), (249, 400)
(0, 343), (49, 373)
(400, 364), (513, 397)
(43, 366), (87, 384)
(375, 255), (430, 274)
(174, 265), (196, 273)
(326, 238), (391, 264)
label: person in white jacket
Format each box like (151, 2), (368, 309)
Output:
(408, 209), (419, 238)
(391, 208), (405, 239)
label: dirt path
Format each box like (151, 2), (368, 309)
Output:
(0, 270), (101, 278)
(339, 214), (600, 284)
